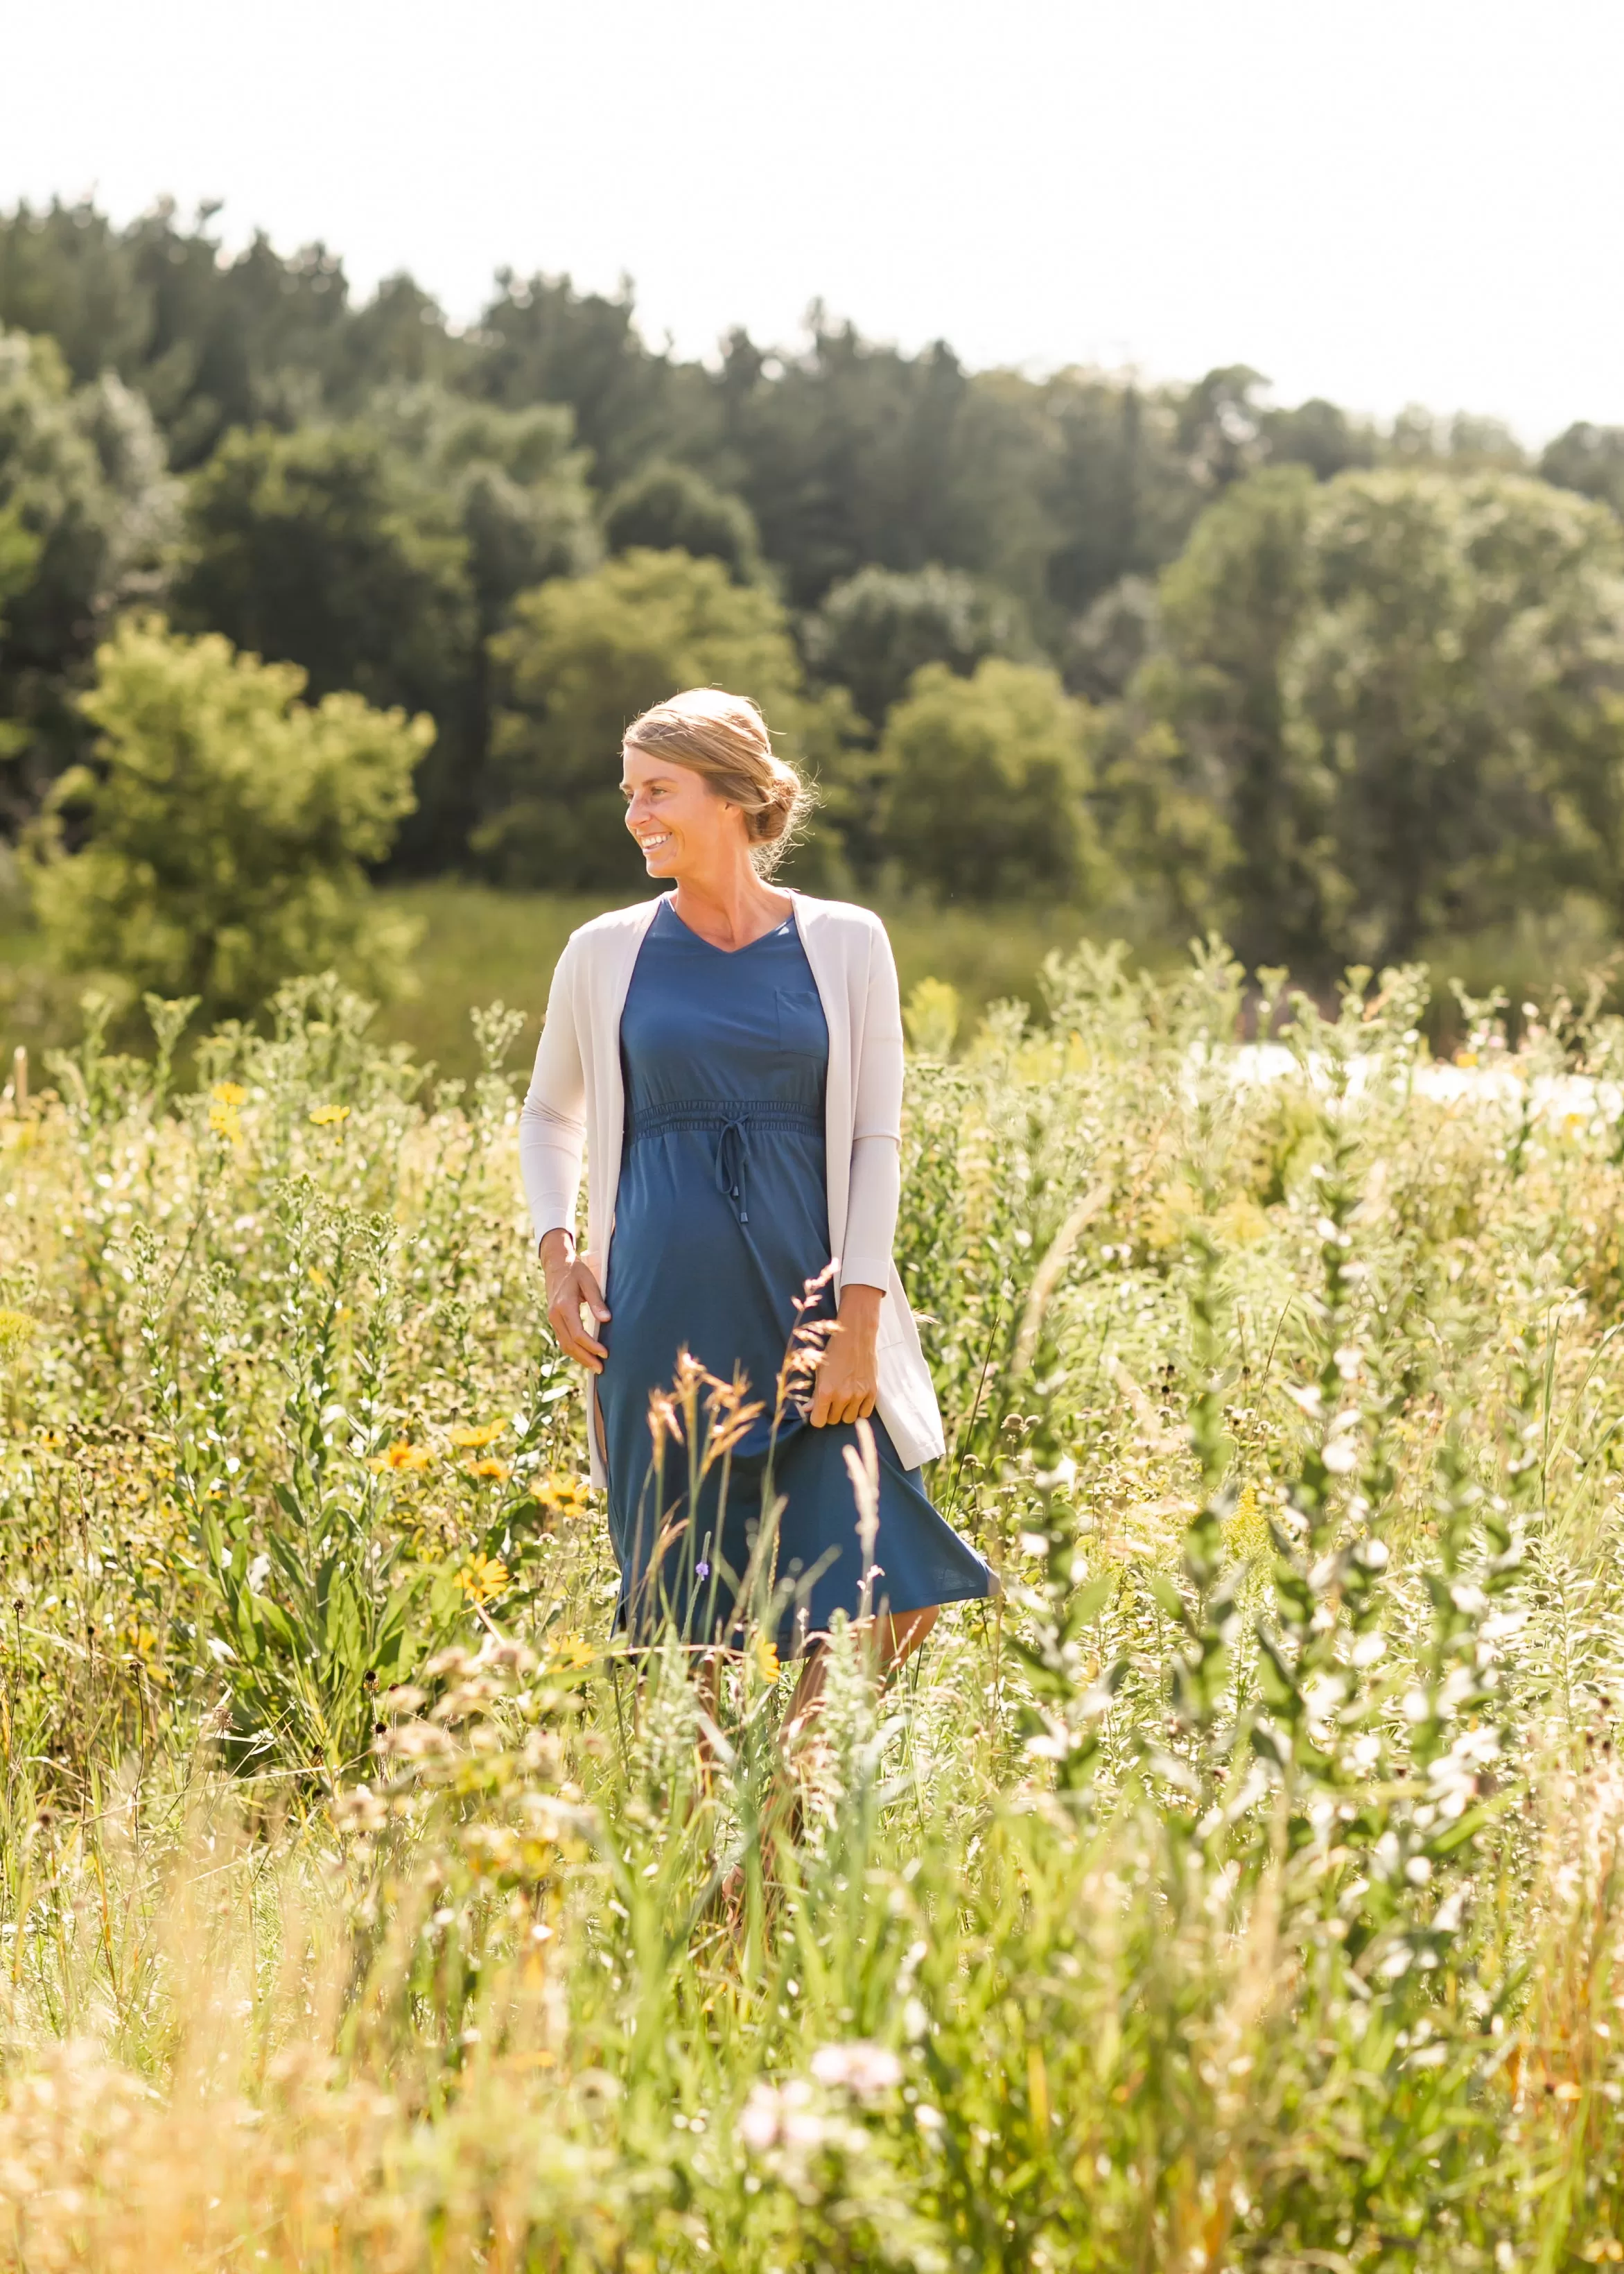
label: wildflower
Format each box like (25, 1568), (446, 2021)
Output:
(1454, 1048), (1479, 1068)
(1223, 1482), (1268, 1563)
(550, 1631), (595, 1672)
(751, 1631), (780, 1685)
(533, 1472), (590, 1522)
(211, 1082), (247, 1107)
(810, 2042), (903, 2097)
(456, 1554), (509, 1606)
(308, 1103), (350, 1127)
(449, 1421), (505, 1449)
(369, 1440), (433, 1473)
(207, 1100), (244, 1146)
(465, 1457), (511, 1481)
(739, 2078), (824, 2152)
(333, 1783), (387, 1835)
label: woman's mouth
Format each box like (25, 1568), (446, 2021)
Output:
(636, 833), (672, 856)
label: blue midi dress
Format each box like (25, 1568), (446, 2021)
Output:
(597, 898), (991, 1654)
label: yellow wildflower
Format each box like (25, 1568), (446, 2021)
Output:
(211, 1082), (247, 1107)
(1454, 1049), (1479, 1068)
(1223, 1481), (1271, 1566)
(368, 1440), (433, 1474)
(456, 1554), (509, 1606)
(309, 1104), (350, 1127)
(534, 1472), (590, 1522)
(207, 1101), (244, 1146)
(465, 1457), (511, 1482)
(550, 1631), (595, 1672)
(751, 1631), (780, 1685)
(449, 1421), (505, 1450)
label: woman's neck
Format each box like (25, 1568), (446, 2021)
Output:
(670, 866), (792, 952)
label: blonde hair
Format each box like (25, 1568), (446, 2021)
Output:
(622, 687), (812, 876)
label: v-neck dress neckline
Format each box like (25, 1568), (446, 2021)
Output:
(659, 893), (798, 957)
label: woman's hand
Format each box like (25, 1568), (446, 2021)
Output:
(540, 1228), (610, 1373)
(811, 1283), (882, 1427)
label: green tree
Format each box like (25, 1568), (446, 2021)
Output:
(1029, 370), (1203, 620)
(0, 330), (177, 805)
(368, 389), (600, 858)
(1133, 466), (1624, 969)
(173, 422), (472, 720)
(803, 564), (1029, 729)
(173, 407), (600, 863)
(30, 617), (428, 1018)
(1133, 466), (1322, 964)
(1287, 471), (1624, 961)
(603, 460), (762, 583)
(715, 317), (1049, 610)
(876, 658), (1097, 901)
(1542, 422), (1624, 519)
(0, 199), (466, 469)
(482, 548), (817, 888)
(468, 269), (715, 488)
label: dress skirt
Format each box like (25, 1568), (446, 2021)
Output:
(596, 898), (991, 1654)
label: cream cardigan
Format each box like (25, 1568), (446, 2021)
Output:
(518, 890), (947, 1484)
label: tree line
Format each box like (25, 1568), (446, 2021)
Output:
(6, 193), (1624, 1005)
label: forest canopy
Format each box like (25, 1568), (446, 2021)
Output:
(3, 194), (1624, 979)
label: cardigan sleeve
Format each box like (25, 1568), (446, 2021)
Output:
(851, 917), (906, 1142)
(842, 916), (905, 1290)
(519, 941), (586, 1249)
(841, 1134), (900, 1292)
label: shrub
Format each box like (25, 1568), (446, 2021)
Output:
(877, 655), (1098, 901)
(30, 616), (429, 1018)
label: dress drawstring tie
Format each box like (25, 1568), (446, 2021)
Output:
(715, 1115), (750, 1224)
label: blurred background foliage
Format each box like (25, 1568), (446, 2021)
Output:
(4, 196), (1624, 1059)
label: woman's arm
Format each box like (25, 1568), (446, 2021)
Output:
(841, 1131), (900, 1294)
(811, 1134), (900, 1427)
(521, 945), (611, 1372)
(812, 921), (906, 1427)
(519, 942), (586, 1246)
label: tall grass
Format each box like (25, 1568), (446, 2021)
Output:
(4, 948), (1624, 2266)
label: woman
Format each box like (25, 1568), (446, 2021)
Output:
(519, 688), (990, 1710)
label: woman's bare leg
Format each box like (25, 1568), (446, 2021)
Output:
(784, 1606), (940, 1742)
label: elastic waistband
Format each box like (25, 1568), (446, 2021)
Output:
(628, 1100), (822, 1140)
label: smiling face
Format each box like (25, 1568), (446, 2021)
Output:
(622, 742), (747, 881)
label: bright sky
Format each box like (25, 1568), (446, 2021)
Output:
(3, 0), (1620, 444)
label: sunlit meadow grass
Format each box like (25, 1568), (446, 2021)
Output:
(5, 950), (1624, 2268)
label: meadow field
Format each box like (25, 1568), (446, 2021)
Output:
(4, 938), (1624, 2269)
(0, 877), (1105, 1084)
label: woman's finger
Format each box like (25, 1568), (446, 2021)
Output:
(576, 1267), (611, 1323)
(549, 1296), (606, 1369)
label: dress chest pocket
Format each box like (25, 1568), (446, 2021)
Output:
(776, 987), (828, 1060)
